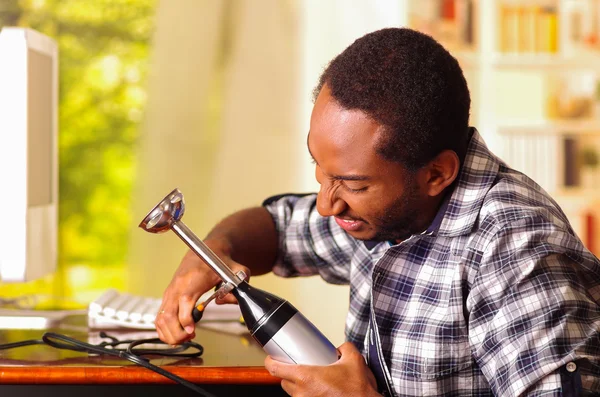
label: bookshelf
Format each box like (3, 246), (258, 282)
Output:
(407, 0), (600, 255)
(491, 53), (600, 69)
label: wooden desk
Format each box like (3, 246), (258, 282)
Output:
(0, 315), (286, 396)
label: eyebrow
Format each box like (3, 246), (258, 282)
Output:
(307, 133), (371, 182)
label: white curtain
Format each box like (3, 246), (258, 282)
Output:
(127, 0), (228, 297)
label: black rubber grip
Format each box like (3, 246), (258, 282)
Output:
(251, 301), (296, 345)
(192, 307), (203, 322)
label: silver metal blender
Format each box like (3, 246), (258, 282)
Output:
(139, 188), (339, 365)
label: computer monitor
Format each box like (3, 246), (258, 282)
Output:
(0, 27), (58, 282)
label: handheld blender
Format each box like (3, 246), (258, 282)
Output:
(139, 188), (339, 365)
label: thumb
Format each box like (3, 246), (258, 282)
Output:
(178, 294), (199, 333)
(215, 263), (251, 305)
(337, 341), (360, 358)
(216, 293), (239, 305)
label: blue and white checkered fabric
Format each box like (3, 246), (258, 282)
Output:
(264, 129), (600, 397)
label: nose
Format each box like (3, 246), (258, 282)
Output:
(316, 182), (347, 217)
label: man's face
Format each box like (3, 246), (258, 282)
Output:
(308, 86), (428, 242)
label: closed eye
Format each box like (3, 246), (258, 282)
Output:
(343, 183), (367, 193)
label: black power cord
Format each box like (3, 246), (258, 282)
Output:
(0, 331), (217, 397)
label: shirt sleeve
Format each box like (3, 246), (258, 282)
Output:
(467, 215), (600, 397)
(262, 193), (358, 285)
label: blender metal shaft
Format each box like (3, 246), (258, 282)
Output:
(171, 221), (242, 287)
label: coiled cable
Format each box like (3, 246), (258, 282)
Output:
(0, 331), (216, 397)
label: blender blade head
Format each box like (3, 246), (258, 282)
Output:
(139, 188), (185, 233)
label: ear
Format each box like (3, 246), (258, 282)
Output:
(422, 150), (460, 197)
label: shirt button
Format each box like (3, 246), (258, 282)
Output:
(566, 362), (577, 372)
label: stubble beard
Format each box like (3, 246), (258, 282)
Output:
(369, 183), (423, 242)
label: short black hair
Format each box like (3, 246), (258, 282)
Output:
(315, 28), (471, 170)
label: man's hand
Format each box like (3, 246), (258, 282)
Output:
(155, 239), (250, 345)
(264, 341), (381, 397)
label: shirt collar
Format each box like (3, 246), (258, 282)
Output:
(424, 190), (452, 234)
(434, 127), (500, 237)
(363, 128), (500, 249)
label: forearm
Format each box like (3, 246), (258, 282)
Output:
(204, 206), (278, 277)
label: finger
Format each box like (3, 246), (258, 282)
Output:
(170, 327), (195, 344)
(155, 310), (177, 344)
(155, 302), (190, 345)
(215, 264), (251, 305)
(265, 355), (300, 381)
(155, 320), (166, 341)
(178, 293), (199, 334)
(155, 309), (175, 344)
(156, 318), (194, 344)
(182, 330), (196, 342)
(155, 305), (168, 339)
(280, 379), (296, 396)
(215, 293), (239, 305)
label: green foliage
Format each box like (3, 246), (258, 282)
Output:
(0, 0), (156, 288)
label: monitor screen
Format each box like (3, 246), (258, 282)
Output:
(0, 27), (58, 282)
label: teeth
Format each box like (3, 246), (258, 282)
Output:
(340, 219), (355, 223)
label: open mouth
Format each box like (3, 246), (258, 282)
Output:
(334, 217), (363, 231)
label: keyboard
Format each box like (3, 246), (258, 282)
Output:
(88, 289), (246, 334)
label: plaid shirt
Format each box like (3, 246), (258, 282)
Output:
(263, 129), (600, 397)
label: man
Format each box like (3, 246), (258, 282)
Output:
(155, 28), (600, 396)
